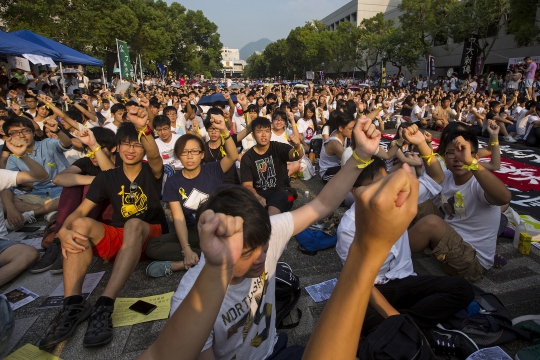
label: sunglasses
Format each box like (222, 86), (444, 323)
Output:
(125, 182), (138, 204)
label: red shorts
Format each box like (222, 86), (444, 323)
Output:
(93, 222), (162, 262)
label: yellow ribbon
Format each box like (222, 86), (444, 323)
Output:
(420, 151), (437, 166)
(121, 98), (128, 103)
(292, 148), (300, 158)
(462, 158), (479, 171)
(455, 191), (465, 208)
(137, 128), (147, 143)
(10, 153), (28, 159)
(85, 145), (101, 159)
(178, 187), (188, 200)
(352, 151), (374, 169)
(284, 132), (289, 140)
(46, 162), (56, 167)
(44, 103), (50, 109)
(219, 133), (229, 156)
(219, 146), (227, 157)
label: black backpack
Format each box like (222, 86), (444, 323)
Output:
(358, 314), (436, 359)
(274, 262), (302, 329)
(441, 285), (533, 348)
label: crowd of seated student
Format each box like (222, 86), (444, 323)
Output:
(0, 80), (529, 359)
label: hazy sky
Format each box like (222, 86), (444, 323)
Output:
(166, 0), (351, 49)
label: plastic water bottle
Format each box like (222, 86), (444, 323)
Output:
(467, 300), (480, 317)
(304, 191), (310, 200)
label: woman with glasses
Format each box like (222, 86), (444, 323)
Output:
(145, 114), (239, 278)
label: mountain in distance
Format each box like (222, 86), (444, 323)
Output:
(239, 38), (272, 60)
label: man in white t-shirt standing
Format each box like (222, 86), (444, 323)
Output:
(0, 137), (48, 285)
(168, 117), (382, 360)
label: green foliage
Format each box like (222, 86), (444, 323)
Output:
(507, 0), (540, 46)
(244, 53), (267, 78)
(0, 0), (223, 75)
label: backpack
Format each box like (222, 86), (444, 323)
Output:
(274, 262), (302, 330)
(441, 285), (533, 348)
(358, 314), (436, 359)
(295, 215), (340, 255)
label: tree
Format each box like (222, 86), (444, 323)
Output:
(262, 39), (289, 77)
(244, 53), (267, 79)
(381, 26), (423, 75)
(356, 13), (394, 76)
(331, 22), (359, 76)
(446, 0), (510, 73)
(507, 0), (540, 46)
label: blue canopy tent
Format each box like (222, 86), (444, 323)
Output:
(10, 30), (104, 95)
(10, 30), (102, 66)
(0, 30), (61, 58)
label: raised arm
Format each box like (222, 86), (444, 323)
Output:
(74, 128), (115, 171)
(5, 137), (48, 183)
(139, 210), (243, 360)
(209, 114), (238, 173)
(303, 165), (419, 359)
(53, 165), (94, 187)
(291, 116), (381, 235)
(127, 107), (163, 179)
(403, 125), (445, 184)
(43, 117), (72, 149)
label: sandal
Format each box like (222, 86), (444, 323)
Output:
(493, 254), (508, 268)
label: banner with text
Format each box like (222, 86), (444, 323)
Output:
(116, 39), (134, 80)
(458, 34), (479, 78)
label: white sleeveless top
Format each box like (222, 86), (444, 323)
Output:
(319, 132), (343, 177)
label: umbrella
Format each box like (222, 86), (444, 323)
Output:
(56, 68), (83, 74)
(294, 84), (308, 89)
(218, 83), (225, 87)
(229, 84), (244, 90)
(197, 94), (238, 106)
(347, 85), (361, 89)
(191, 83), (201, 87)
(254, 80), (263, 85)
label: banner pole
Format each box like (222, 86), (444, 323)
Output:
(116, 39), (122, 81)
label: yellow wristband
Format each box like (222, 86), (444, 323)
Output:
(490, 141), (499, 146)
(85, 145), (101, 159)
(351, 151), (374, 169)
(293, 124), (298, 127)
(10, 153), (27, 159)
(462, 158), (479, 171)
(420, 151), (437, 166)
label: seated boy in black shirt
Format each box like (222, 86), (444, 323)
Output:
(39, 106), (167, 349)
(241, 117), (303, 215)
(29, 127), (119, 274)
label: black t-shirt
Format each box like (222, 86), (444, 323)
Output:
(85, 162), (168, 231)
(72, 156), (122, 176)
(203, 134), (240, 185)
(240, 141), (291, 191)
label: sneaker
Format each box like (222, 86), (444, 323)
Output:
(49, 252), (64, 274)
(30, 240), (61, 274)
(513, 315), (540, 337)
(425, 324), (479, 357)
(6, 210), (36, 231)
(146, 261), (174, 278)
(504, 135), (517, 143)
(38, 299), (92, 350)
(516, 343), (540, 360)
(44, 211), (58, 223)
(83, 304), (114, 348)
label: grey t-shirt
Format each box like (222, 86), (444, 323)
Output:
(170, 212), (294, 360)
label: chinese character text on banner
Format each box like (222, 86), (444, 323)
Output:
(116, 39), (134, 80)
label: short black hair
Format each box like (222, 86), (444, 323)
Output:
(266, 93), (277, 102)
(163, 106), (177, 115)
(65, 110), (83, 124)
(196, 186), (271, 252)
(153, 115), (171, 128)
(174, 133), (205, 159)
(91, 127), (116, 151)
(352, 157), (386, 187)
(247, 104), (259, 113)
(251, 117), (271, 133)
(272, 110), (287, 124)
(111, 103), (126, 114)
(3, 117), (35, 135)
(115, 122), (140, 146)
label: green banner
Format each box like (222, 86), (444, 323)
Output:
(116, 39), (134, 80)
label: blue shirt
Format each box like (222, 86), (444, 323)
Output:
(7, 138), (71, 198)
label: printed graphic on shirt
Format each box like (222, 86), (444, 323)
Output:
(183, 188), (209, 211)
(255, 157), (276, 190)
(441, 191), (466, 220)
(221, 270), (272, 351)
(118, 184), (148, 218)
(304, 126), (315, 141)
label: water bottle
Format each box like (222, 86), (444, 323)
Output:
(467, 300), (480, 317)
(304, 191), (310, 201)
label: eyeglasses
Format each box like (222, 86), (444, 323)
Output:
(8, 128), (32, 137)
(120, 142), (144, 149)
(445, 151), (477, 159)
(181, 149), (203, 156)
(125, 182), (138, 204)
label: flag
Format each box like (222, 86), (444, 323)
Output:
(116, 39), (134, 80)
(157, 64), (165, 80)
(459, 34), (479, 78)
(427, 56), (435, 76)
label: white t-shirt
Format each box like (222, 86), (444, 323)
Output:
(440, 170), (500, 269)
(0, 169), (18, 239)
(170, 212), (294, 360)
(296, 118), (316, 144)
(336, 174), (441, 283)
(516, 109), (531, 136)
(144, 133), (183, 169)
(270, 130), (291, 145)
(234, 114), (257, 151)
(466, 107), (484, 125)
(103, 122), (119, 134)
(411, 105), (423, 123)
(100, 109), (112, 122)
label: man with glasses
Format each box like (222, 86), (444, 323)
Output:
(0, 117), (72, 230)
(39, 106), (167, 349)
(24, 94), (38, 118)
